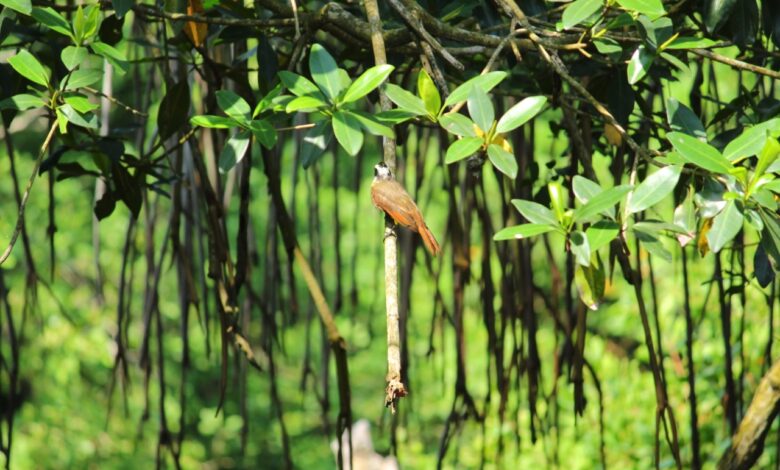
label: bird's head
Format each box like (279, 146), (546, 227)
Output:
(373, 162), (392, 181)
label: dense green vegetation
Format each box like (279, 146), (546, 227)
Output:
(0, 0), (780, 469)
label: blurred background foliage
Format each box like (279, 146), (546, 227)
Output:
(0, 0), (779, 469)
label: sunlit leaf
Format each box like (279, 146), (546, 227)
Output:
(494, 223), (556, 240)
(707, 200), (743, 253)
(445, 137), (483, 164)
(573, 185), (633, 222)
(439, 113), (477, 137)
(668, 131), (733, 174)
(418, 68), (441, 118)
(628, 165), (682, 213)
(487, 144), (517, 179)
(8, 50), (49, 87)
(444, 71), (507, 108)
(468, 86), (494, 133)
(332, 110), (363, 156)
(496, 96), (547, 134)
(511, 199), (558, 226)
(561, 0), (603, 29)
(218, 130), (251, 173)
(309, 44), (343, 102)
(384, 83), (428, 116)
(341, 64), (394, 104)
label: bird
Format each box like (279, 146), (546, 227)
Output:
(371, 162), (440, 255)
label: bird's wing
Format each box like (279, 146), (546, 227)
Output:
(371, 181), (419, 230)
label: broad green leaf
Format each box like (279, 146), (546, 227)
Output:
(55, 106), (68, 133)
(190, 115), (238, 129)
(705, 0), (739, 33)
(627, 46), (653, 84)
(418, 69), (441, 118)
(487, 144), (517, 179)
(332, 110), (363, 156)
(723, 118), (780, 161)
(65, 68), (102, 89)
(0, 0), (31, 15)
(561, 0), (603, 29)
(586, 220), (620, 251)
(9, 50), (49, 87)
(496, 96), (547, 133)
(494, 223), (556, 240)
(572, 175), (603, 204)
(444, 71), (507, 108)
(633, 220), (688, 235)
(616, 0), (665, 18)
(744, 208), (764, 231)
(760, 208), (780, 266)
(216, 90), (251, 121)
(285, 95), (327, 113)
(636, 15), (673, 52)
(571, 231), (591, 266)
(58, 104), (98, 129)
(90, 41), (128, 74)
(574, 185), (633, 222)
(594, 38), (623, 59)
(61, 46), (88, 71)
(575, 258), (605, 310)
(627, 165), (682, 213)
(63, 93), (98, 113)
(752, 137), (780, 186)
(384, 83), (428, 116)
(666, 98), (706, 140)
(253, 83), (283, 117)
(158, 80), (190, 140)
(31, 7), (73, 38)
(351, 110), (395, 138)
(668, 131), (733, 173)
(674, 192), (696, 246)
(218, 130), (251, 173)
(0, 93), (46, 110)
(113, 0), (132, 18)
(445, 137), (483, 163)
(439, 113), (477, 137)
(635, 230), (672, 261)
(548, 181), (567, 223)
(661, 52), (691, 75)
(707, 200), (743, 253)
(374, 109), (418, 124)
(511, 199), (558, 226)
(755, 244), (774, 288)
(301, 120), (333, 168)
(665, 37), (718, 49)
(341, 64), (394, 104)
(468, 86), (494, 133)
(309, 44), (343, 101)
(248, 119), (277, 149)
(278, 71), (322, 97)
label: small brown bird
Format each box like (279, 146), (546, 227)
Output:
(371, 162), (440, 255)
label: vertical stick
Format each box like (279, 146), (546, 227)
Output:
(363, 0), (406, 411)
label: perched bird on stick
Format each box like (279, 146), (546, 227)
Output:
(371, 162), (440, 255)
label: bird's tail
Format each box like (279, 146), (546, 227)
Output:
(419, 224), (441, 255)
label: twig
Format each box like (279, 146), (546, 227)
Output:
(691, 48), (780, 80)
(0, 121), (58, 266)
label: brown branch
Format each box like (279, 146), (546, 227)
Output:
(718, 359), (780, 469)
(691, 48), (780, 80)
(0, 120), (58, 266)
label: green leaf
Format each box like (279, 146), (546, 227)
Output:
(351, 110), (395, 138)
(90, 41), (128, 74)
(760, 208), (780, 266)
(285, 95), (327, 113)
(309, 44), (343, 102)
(218, 130), (251, 173)
(61, 46), (88, 71)
(278, 71), (322, 97)
(496, 96), (547, 133)
(58, 103), (98, 129)
(216, 90), (250, 121)
(753, 137), (780, 185)
(332, 110), (363, 156)
(707, 200), (743, 253)
(0, 0), (31, 15)
(586, 220), (620, 251)
(374, 109), (418, 124)
(0, 93), (46, 110)
(570, 231), (591, 267)
(666, 98), (706, 140)
(573, 185), (633, 222)
(487, 144), (518, 179)
(63, 92), (98, 113)
(494, 223), (556, 240)
(627, 165), (682, 213)
(511, 199), (559, 226)
(627, 46), (653, 84)
(444, 71), (507, 108)
(593, 38), (622, 59)
(31, 7), (73, 39)
(635, 230), (672, 261)
(616, 0), (665, 18)
(113, 0), (132, 19)
(562, 0), (603, 29)
(572, 175), (604, 204)
(190, 115), (238, 129)
(301, 120), (333, 168)
(65, 68), (102, 89)
(633, 220), (689, 235)
(468, 86), (494, 134)
(341, 64), (394, 104)
(418, 68), (441, 118)
(8, 50), (49, 87)
(445, 137), (483, 164)
(439, 113), (477, 137)
(248, 119), (277, 149)
(158, 80), (190, 140)
(705, 0), (739, 33)
(723, 118), (780, 161)
(253, 83), (283, 117)
(665, 37), (718, 49)
(384, 83), (428, 116)
(575, 257), (606, 310)
(668, 131), (733, 174)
